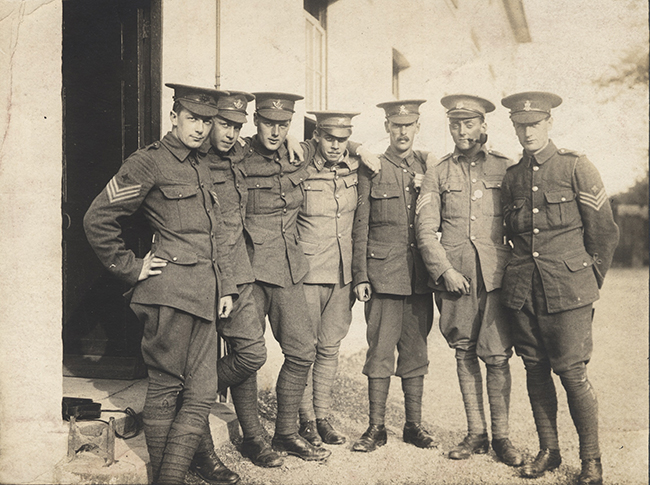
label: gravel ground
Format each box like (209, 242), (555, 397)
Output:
(213, 267), (648, 485)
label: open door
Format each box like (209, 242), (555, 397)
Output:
(62, 0), (161, 379)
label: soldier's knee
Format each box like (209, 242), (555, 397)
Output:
(455, 346), (477, 361)
(484, 355), (509, 367)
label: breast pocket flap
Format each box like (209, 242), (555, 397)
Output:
(287, 167), (309, 186)
(442, 182), (463, 193)
(159, 185), (199, 199)
(482, 180), (502, 189)
(512, 198), (526, 210)
(545, 191), (575, 204)
(344, 174), (359, 188)
(246, 177), (274, 190)
(370, 185), (400, 199)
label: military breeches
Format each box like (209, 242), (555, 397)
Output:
(363, 292), (434, 379)
(132, 303), (218, 428)
(436, 253), (512, 364)
(216, 283), (267, 392)
(508, 268), (594, 373)
(251, 279), (316, 366)
(303, 281), (354, 363)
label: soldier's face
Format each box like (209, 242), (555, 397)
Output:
(513, 117), (552, 153)
(315, 131), (349, 163)
(254, 114), (291, 152)
(170, 108), (213, 149)
(385, 120), (419, 155)
(449, 117), (486, 152)
(210, 116), (242, 154)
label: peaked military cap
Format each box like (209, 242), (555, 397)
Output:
(216, 90), (255, 124)
(501, 91), (562, 123)
(376, 99), (426, 123)
(253, 92), (304, 121)
(441, 94), (495, 119)
(308, 110), (360, 138)
(165, 83), (225, 117)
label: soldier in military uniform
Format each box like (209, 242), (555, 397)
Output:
(416, 95), (523, 467)
(500, 92), (619, 485)
(351, 100), (436, 452)
(206, 90), (284, 469)
(295, 111), (362, 447)
(84, 84), (240, 485)
(240, 92), (331, 462)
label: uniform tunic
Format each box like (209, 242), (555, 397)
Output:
(297, 138), (358, 286)
(84, 132), (236, 321)
(501, 140), (619, 370)
(416, 145), (513, 362)
(241, 136), (315, 366)
(352, 146), (434, 378)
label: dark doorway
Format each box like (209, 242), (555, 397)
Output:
(62, 0), (161, 379)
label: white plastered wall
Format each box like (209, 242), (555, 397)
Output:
(0, 1), (68, 483)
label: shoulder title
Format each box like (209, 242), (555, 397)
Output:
(146, 141), (161, 150)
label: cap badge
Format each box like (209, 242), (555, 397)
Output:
(198, 94), (211, 103)
(523, 100), (532, 111)
(233, 99), (244, 109)
(456, 101), (465, 109)
(399, 105), (408, 115)
(272, 100), (284, 110)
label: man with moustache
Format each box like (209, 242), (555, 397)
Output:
(84, 84), (239, 485)
(500, 92), (619, 485)
(351, 100), (436, 452)
(294, 111), (362, 447)
(240, 92), (331, 462)
(416, 95), (522, 467)
(206, 90), (285, 470)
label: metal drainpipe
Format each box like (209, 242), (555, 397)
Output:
(215, 0), (221, 88)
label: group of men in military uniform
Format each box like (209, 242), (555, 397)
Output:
(83, 83), (618, 485)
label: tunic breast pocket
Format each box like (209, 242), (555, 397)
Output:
(341, 173), (359, 211)
(506, 197), (530, 234)
(370, 183), (400, 223)
(440, 181), (464, 219)
(159, 184), (200, 232)
(302, 182), (324, 216)
(245, 177), (274, 214)
(545, 190), (578, 227)
(482, 179), (503, 217)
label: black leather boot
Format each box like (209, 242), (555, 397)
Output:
(240, 436), (283, 468)
(298, 420), (323, 446)
(448, 433), (489, 460)
(317, 418), (346, 445)
(272, 433), (331, 461)
(492, 437), (524, 467)
(352, 424), (387, 452)
(189, 449), (240, 485)
(520, 449), (562, 478)
(578, 458), (602, 485)
(403, 422), (437, 449)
